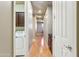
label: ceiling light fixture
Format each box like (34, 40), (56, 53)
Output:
(36, 15), (42, 18)
(38, 10), (42, 14)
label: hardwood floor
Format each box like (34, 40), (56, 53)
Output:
(28, 33), (52, 57)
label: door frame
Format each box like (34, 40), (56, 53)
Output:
(13, 1), (16, 57)
(13, 1), (27, 57)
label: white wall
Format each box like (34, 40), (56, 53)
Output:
(44, 8), (48, 43)
(44, 5), (52, 43)
(37, 22), (43, 32)
(0, 1), (13, 57)
(25, 1), (33, 56)
(33, 16), (37, 37)
(28, 2), (33, 49)
(47, 6), (52, 34)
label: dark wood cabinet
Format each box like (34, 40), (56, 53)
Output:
(16, 12), (24, 27)
(48, 34), (52, 54)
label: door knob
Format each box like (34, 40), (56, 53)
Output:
(64, 45), (72, 52)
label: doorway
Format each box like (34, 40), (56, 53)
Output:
(13, 1), (25, 57)
(13, 1), (77, 57)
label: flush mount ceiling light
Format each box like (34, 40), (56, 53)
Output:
(36, 15), (42, 18)
(38, 10), (42, 14)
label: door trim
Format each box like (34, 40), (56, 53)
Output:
(13, 1), (16, 57)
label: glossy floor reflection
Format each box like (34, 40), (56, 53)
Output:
(28, 32), (52, 57)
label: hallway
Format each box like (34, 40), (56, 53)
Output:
(26, 1), (53, 57)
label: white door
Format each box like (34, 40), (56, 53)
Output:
(52, 1), (77, 57)
(15, 31), (25, 55)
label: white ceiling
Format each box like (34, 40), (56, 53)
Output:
(31, 1), (52, 20)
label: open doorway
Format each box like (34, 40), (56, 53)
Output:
(27, 1), (53, 56)
(13, 1), (77, 57)
(13, 1), (53, 57)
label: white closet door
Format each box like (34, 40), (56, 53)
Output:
(13, 1), (26, 56)
(15, 31), (25, 55)
(52, 1), (77, 57)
